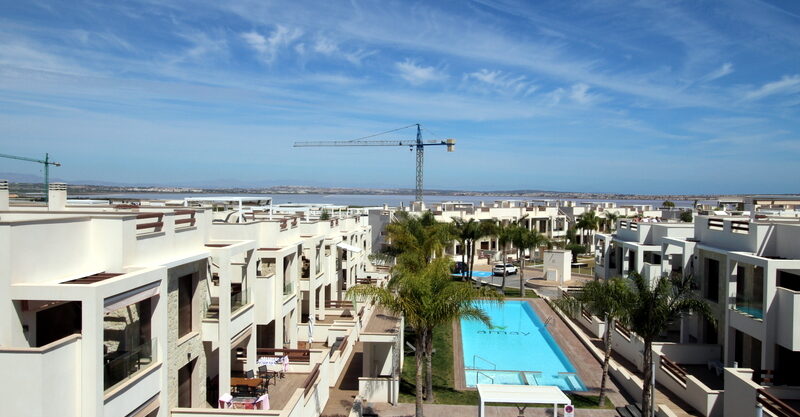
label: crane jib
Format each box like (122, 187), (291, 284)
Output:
(291, 125), (455, 202)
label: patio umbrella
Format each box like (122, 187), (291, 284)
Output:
(307, 315), (314, 345)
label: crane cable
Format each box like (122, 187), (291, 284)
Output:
(345, 124), (418, 142)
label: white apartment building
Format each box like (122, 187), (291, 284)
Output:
(588, 209), (800, 417)
(0, 181), (401, 417)
(371, 200), (568, 262)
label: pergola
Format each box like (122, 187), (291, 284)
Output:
(477, 384), (571, 417)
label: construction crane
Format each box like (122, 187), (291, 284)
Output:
(294, 124), (455, 202)
(0, 152), (61, 202)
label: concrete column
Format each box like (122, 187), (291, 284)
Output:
(81, 294), (103, 417)
(274, 258), (285, 349)
(246, 332), (256, 372)
(318, 286), (327, 320)
(217, 257), (231, 397)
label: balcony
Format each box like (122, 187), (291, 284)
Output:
(104, 337), (158, 391)
(733, 296), (764, 320)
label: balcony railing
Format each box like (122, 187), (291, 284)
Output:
(231, 287), (250, 313)
(283, 280), (294, 297)
(104, 337), (157, 391)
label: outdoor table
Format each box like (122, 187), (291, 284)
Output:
(231, 377), (262, 395)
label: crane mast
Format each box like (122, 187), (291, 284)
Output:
(293, 124), (455, 202)
(0, 152), (61, 202)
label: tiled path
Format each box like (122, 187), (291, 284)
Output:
(363, 403), (617, 416)
(527, 299), (628, 408)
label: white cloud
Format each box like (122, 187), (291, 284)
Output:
(310, 36), (375, 65)
(546, 83), (599, 106)
(395, 59), (446, 85)
(569, 83), (593, 104)
(313, 36), (338, 54)
(241, 25), (303, 63)
(702, 62), (734, 82)
(464, 69), (532, 95)
(743, 74), (800, 101)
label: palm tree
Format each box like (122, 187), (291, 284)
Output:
(603, 212), (619, 233)
(386, 211), (452, 265)
(495, 221), (514, 294)
(347, 258), (501, 415)
(554, 277), (631, 407)
(451, 218), (475, 281)
(626, 272), (714, 417)
(510, 227), (549, 296)
(467, 220), (496, 286)
(576, 211), (600, 248)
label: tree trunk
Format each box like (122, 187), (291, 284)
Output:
(425, 329), (434, 403)
(641, 339), (653, 417)
(519, 248), (525, 296)
(599, 317), (613, 407)
(461, 243), (467, 281)
(415, 331), (426, 417)
(469, 240), (478, 287)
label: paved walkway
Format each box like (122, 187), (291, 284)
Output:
(362, 403), (617, 416)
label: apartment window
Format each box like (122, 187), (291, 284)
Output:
(704, 258), (719, 303)
(778, 270), (800, 291)
(178, 274), (194, 338)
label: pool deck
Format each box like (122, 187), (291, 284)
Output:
(453, 298), (627, 408)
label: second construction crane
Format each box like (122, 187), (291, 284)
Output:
(293, 124), (455, 202)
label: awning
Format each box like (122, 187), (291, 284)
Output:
(336, 242), (363, 253)
(104, 281), (160, 313)
(477, 384), (570, 417)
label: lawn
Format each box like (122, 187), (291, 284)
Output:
(398, 322), (611, 409)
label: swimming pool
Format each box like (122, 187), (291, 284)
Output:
(451, 271), (493, 278)
(460, 300), (587, 391)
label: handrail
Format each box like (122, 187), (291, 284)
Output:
(338, 336), (349, 353)
(758, 389), (800, 417)
(660, 355), (687, 383)
(473, 354), (496, 371)
(615, 321), (631, 339)
(302, 363), (321, 395)
(256, 348), (311, 363)
(476, 370), (494, 385)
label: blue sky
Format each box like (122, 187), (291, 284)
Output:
(0, 0), (798, 194)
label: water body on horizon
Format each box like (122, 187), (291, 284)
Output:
(74, 192), (709, 208)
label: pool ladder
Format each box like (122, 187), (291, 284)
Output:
(473, 355), (497, 385)
(543, 316), (554, 327)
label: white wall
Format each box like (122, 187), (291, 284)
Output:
(0, 334), (82, 417)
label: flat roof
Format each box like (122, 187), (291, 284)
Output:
(184, 196), (272, 202)
(477, 384), (570, 405)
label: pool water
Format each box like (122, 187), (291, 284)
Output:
(451, 271), (493, 278)
(460, 300), (587, 391)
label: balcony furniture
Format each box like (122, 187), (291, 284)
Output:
(231, 377), (262, 396)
